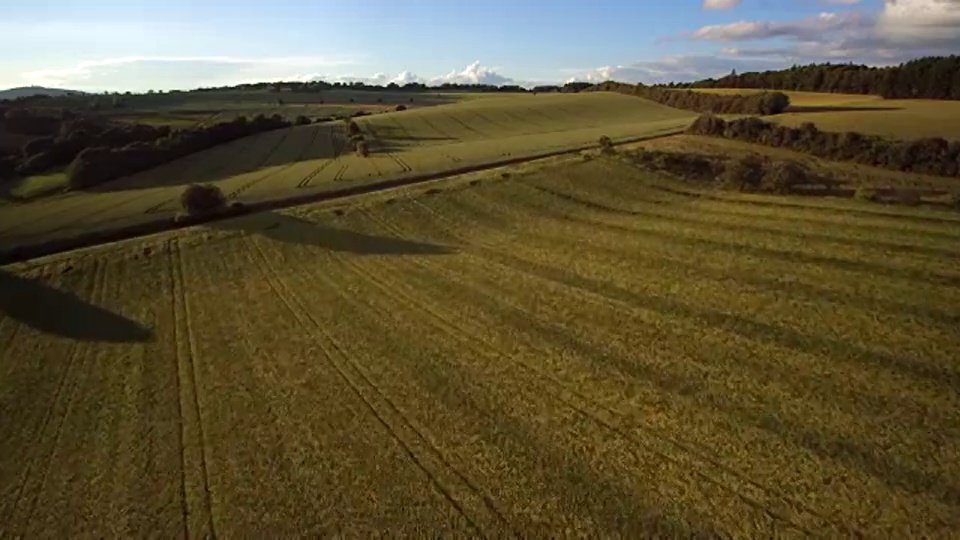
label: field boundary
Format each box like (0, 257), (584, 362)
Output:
(0, 129), (685, 266)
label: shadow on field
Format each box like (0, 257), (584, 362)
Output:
(366, 122), (458, 143)
(88, 123), (347, 193)
(0, 269), (154, 342)
(213, 211), (457, 255)
(785, 105), (903, 114)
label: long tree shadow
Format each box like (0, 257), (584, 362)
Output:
(87, 122), (347, 193)
(213, 211), (457, 255)
(0, 269), (154, 343)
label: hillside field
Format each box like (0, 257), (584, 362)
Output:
(688, 88), (960, 140)
(0, 93), (694, 253)
(1, 157), (959, 536)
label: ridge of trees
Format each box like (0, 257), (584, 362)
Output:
(67, 115), (293, 189)
(0, 110), (294, 188)
(585, 81), (791, 115)
(671, 56), (960, 100)
(687, 114), (960, 178)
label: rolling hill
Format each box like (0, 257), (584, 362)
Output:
(0, 92), (695, 254)
(0, 86), (83, 101)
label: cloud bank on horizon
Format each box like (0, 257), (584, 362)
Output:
(4, 0), (960, 92)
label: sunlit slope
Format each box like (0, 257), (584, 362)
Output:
(689, 88), (960, 140)
(2, 158), (959, 536)
(0, 93), (694, 251)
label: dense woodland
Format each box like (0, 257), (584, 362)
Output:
(675, 56), (960, 100)
(586, 82), (791, 115)
(687, 114), (960, 178)
(0, 108), (294, 187)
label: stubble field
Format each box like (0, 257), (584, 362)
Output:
(0, 93), (693, 253)
(688, 88), (960, 140)
(2, 157), (958, 537)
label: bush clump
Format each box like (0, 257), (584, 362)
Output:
(65, 115), (291, 189)
(685, 114), (725, 136)
(355, 140), (370, 157)
(586, 82), (791, 115)
(598, 135), (616, 154)
(395, 104), (407, 112)
(346, 120), (362, 137)
(295, 115), (311, 126)
(722, 155), (765, 191)
(854, 187), (880, 202)
(180, 184), (227, 216)
(686, 113), (960, 180)
(763, 160), (809, 194)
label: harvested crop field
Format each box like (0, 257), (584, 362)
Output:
(2, 157), (959, 536)
(0, 160), (960, 537)
(688, 88), (960, 140)
(0, 93), (693, 254)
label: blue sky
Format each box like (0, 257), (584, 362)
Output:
(1, 0), (957, 91)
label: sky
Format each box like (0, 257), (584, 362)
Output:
(1, 0), (959, 92)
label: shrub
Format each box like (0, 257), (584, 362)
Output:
(395, 104), (407, 112)
(65, 115), (293, 189)
(758, 92), (791, 115)
(295, 115), (311, 126)
(686, 114), (726, 136)
(854, 187), (879, 202)
(355, 140), (370, 157)
(598, 135), (615, 154)
(763, 160), (808, 194)
(722, 155), (765, 191)
(180, 184), (227, 216)
(346, 120), (362, 136)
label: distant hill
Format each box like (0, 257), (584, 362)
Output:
(0, 86), (84, 101)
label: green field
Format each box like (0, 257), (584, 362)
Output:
(688, 88), (960, 140)
(0, 92), (695, 252)
(2, 157), (958, 536)
(54, 88), (483, 128)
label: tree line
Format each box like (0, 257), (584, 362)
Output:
(687, 114), (960, 178)
(586, 82), (791, 115)
(191, 81), (594, 95)
(674, 55), (960, 100)
(0, 109), (295, 188)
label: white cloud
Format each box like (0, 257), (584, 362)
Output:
(703, 0), (742, 10)
(292, 70), (426, 86)
(426, 61), (514, 86)
(690, 11), (870, 41)
(877, 0), (960, 42)
(565, 54), (790, 85)
(293, 62), (517, 87)
(17, 56), (357, 91)
(676, 0), (960, 73)
(10, 57), (522, 92)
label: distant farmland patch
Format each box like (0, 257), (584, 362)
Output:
(0, 92), (695, 254)
(686, 88), (960, 140)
